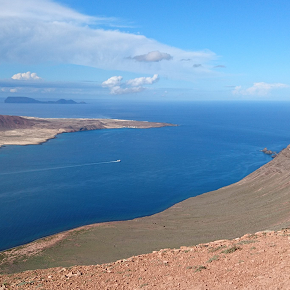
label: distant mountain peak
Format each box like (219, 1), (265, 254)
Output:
(4, 96), (86, 104)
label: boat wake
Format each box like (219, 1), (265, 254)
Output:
(0, 160), (121, 176)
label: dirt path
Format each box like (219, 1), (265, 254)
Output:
(1, 229), (289, 289)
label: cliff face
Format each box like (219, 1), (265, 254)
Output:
(0, 115), (35, 131)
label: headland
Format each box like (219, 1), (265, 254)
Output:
(0, 114), (175, 147)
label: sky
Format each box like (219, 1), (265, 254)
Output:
(0, 0), (289, 101)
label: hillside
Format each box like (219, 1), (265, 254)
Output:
(0, 115), (35, 131)
(0, 230), (289, 289)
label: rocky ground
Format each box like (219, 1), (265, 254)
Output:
(1, 229), (290, 289)
(0, 115), (35, 130)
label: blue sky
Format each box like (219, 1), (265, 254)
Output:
(0, 0), (289, 100)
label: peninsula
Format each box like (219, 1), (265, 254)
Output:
(0, 114), (174, 147)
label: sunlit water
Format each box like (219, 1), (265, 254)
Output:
(1, 100), (290, 251)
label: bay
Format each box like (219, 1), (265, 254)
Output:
(0, 100), (290, 251)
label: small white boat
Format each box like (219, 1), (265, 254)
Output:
(116, 159), (121, 162)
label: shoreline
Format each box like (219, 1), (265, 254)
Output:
(0, 115), (175, 148)
(1, 144), (290, 273)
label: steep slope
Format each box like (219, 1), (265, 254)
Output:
(1, 230), (290, 289)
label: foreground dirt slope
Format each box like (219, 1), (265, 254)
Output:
(1, 230), (290, 289)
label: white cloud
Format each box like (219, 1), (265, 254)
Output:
(127, 74), (159, 86)
(111, 86), (144, 95)
(132, 51), (172, 62)
(0, 0), (217, 81)
(233, 82), (289, 96)
(102, 76), (123, 87)
(102, 74), (159, 95)
(11, 71), (41, 80)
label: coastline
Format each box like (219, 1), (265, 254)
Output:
(0, 115), (175, 147)
(1, 144), (290, 273)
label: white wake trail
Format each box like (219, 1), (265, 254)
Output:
(0, 160), (121, 176)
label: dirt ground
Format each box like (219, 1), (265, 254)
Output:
(1, 229), (290, 289)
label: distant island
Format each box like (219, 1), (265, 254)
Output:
(4, 96), (86, 104)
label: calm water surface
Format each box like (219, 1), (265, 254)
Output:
(0, 100), (290, 251)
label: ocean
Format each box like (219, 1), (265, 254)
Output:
(1, 100), (290, 251)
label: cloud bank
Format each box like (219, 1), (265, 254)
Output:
(0, 71), (101, 95)
(0, 0), (217, 81)
(233, 82), (289, 96)
(102, 74), (159, 95)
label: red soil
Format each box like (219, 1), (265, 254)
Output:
(1, 229), (290, 289)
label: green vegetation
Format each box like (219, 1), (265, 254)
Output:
(207, 255), (219, 263)
(194, 265), (207, 272)
(221, 245), (241, 254)
(208, 245), (226, 252)
(238, 240), (257, 245)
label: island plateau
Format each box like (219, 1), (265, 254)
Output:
(4, 97), (85, 104)
(0, 114), (174, 147)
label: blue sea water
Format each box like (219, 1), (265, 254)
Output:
(1, 100), (290, 251)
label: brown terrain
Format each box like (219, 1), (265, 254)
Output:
(1, 229), (290, 289)
(0, 115), (35, 130)
(1, 114), (290, 289)
(0, 114), (174, 147)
